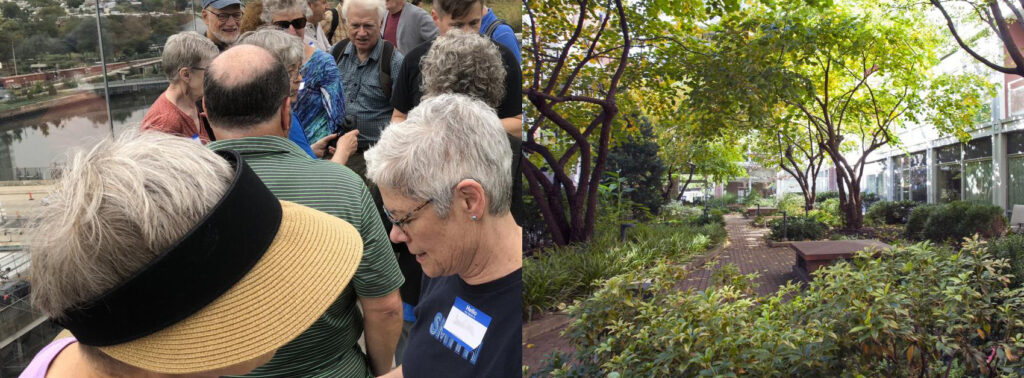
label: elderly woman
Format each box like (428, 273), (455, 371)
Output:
(263, 0), (348, 145)
(21, 131), (363, 377)
(366, 94), (522, 378)
(237, 28), (357, 161)
(141, 32), (218, 143)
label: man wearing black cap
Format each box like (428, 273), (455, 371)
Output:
(201, 0), (244, 51)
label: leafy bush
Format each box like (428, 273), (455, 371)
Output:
(767, 215), (827, 241)
(689, 208), (725, 227)
(986, 233), (1024, 288)
(866, 200), (919, 225)
(660, 202), (702, 219)
(862, 192), (881, 209)
(707, 193), (739, 210)
(905, 201), (1006, 243)
(775, 192), (807, 217)
(808, 198), (842, 228)
(522, 221), (726, 320)
(548, 238), (1024, 377)
(815, 191), (839, 203)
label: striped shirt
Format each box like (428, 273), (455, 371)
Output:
(209, 136), (403, 378)
(336, 40), (404, 145)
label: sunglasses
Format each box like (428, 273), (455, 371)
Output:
(273, 17), (308, 30)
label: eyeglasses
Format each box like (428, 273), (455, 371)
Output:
(273, 17), (308, 30)
(190, 67), (207, 71)
(207, 9), (243, 22)
(384, 199), (432, 233)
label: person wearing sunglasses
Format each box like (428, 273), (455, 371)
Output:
(262, 0), (349, 150)
(201, 0), (244, 51)
(366, 93), (522, 378)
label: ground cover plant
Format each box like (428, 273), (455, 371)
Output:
(766, 215), (827, 241)
(539, 237), (1024, 377)
(522, 213), (726, 320)
(866, 200), (919, 225)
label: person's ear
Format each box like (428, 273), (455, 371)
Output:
(431, 9), (440, 28)
(281, 97), (292, 135)
(454, 179), (486, 221)
(179, 67), (191, 83)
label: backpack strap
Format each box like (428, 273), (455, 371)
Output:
(331, 38), (350, 65)
(483, 18), (508, 39)
(326, 8), (339, 43)
(379, 40), (395, 100)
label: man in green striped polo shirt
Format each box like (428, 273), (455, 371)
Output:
(203, 44), (404, 377)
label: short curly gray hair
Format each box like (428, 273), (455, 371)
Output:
(30, 130), (233, 319)
(365, 93), (512, 218)
(341, 0), (386, 23)
(237, 27), (304, 68)
(421, 30), (505, 108)
(161, 32), (219, 83)
(261, 0), (313, 24)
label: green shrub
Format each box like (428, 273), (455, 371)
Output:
(866, 200), (919, 225)
(987, 233), (1024, 288)
(522, 221), (726, 320)
(775, 192), (807, 216)
(707, 193), (739, 209)
(660, 202), (702, 219)
(549, 238), (1024, 376)
(808, 198), (842, 228)
(815, 191), (839, 203)
(906, 201), (1006, 243)
(689, 208), (725, 227)
(767, 215), (827, 241)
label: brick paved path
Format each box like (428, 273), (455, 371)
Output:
(676, 213), (797, 296)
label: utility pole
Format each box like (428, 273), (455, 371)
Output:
(11, 40), (17, 76)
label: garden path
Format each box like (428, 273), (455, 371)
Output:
(675, 213), (797, 296)
(523, 214), (798, 373)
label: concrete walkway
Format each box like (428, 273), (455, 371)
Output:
(676, 213), (797, 296)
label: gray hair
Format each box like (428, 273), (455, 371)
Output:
(237, 27), (304, 68)
(161, 32), (219, 83)
(261, 0), (313, 24)
(421, 30), (505, 108)
(30, 130), (233, 319)
(365, 94), (512, 217)
(341, 0), (385, 23)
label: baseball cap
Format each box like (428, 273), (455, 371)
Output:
(203, 0), (241, 10)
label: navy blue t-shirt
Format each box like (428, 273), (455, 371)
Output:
(402, 269), (522, 378)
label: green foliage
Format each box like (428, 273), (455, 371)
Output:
(866, 200), (919, 225)
(775, 192), (807, 216)
(607, 118), (668, 218)
(691, 209), (725, 227)
(522, 220), (726, 320)
(706, 193), (739, 210)
(660, 203), (703, 219)
(988, 234), (1024, 289)
(905, 201), (1007, 243)
(815, 191), (839, 203)
(767, 215), (827, 241)
(808, 198), (842, 228)
(551, 238), (1024, 376)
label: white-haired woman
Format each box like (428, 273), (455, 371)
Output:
(21, 131), (362, 377)
(366, 94), (522, 378)
(141, 32), (218, 143)
(237, 28), (358, 161)
(263, 0), (349, 145)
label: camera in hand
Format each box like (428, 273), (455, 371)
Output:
(328, 115), (358, 149)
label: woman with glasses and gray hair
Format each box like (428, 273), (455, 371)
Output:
(141, 32), (218, 144)
(366, 93), (522, 378)
(262, 0), (350, 148)
(237, 28), (358, 162)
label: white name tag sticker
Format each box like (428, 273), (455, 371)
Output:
(442, 297), (492, 351)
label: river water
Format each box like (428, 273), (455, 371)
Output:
(0, 88), (163, 181)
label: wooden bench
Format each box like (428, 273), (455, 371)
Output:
(744, 207), (777, 217)
(790, 239), (892, 282)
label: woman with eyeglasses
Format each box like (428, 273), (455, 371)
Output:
(262, 0), (351, 149)
(365, 93), (522, 378)
(141, 32), (219, 144)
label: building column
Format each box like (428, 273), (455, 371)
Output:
(884, 155), (895, 201)
(993, 129), (1008, 210)
(927, 147), (937, 204)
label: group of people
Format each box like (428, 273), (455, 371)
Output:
(20, 0), (523, 377)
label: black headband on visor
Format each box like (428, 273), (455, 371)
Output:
(56, 150), (282, 347)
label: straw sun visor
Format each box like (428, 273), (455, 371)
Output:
(98, 200), (362, 374)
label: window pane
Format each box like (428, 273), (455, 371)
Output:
(964, 159), (993, 204)
(936, 164), (961, 203)
(936, 144), (961, 164)
(1009, 131), (1024, 156)
(1010, 156), (1024, 207)
(964, 137), (992, 160)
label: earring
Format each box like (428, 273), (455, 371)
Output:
(471, 215), (478, 221)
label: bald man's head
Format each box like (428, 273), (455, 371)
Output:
(203, 45), (290, 130)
